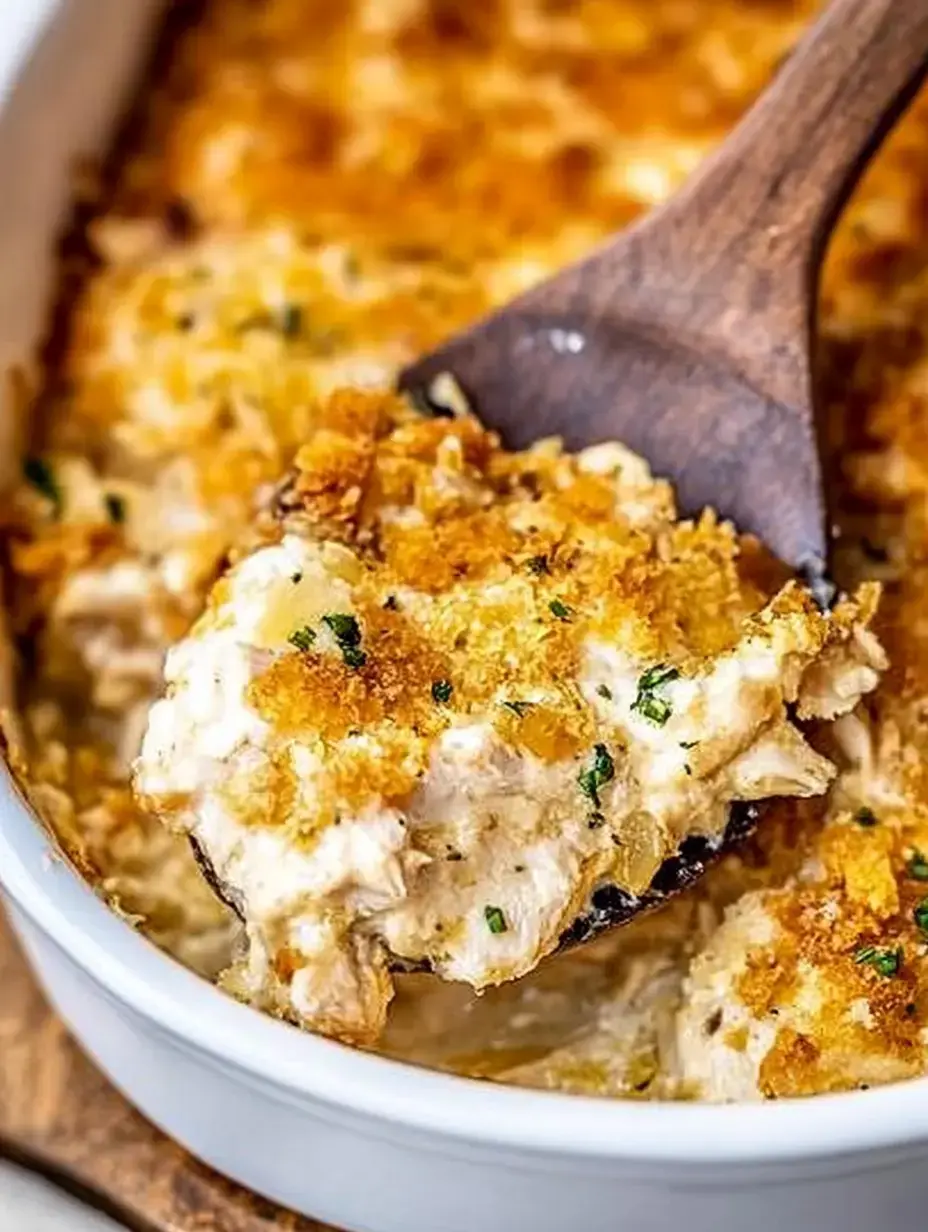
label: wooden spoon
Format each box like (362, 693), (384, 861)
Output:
(400, 0), (928, 947)
(402, 0), (928, 596)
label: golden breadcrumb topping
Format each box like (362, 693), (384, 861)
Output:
(8, 0), (928, 1095)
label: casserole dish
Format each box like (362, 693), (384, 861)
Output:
(2, 4), (928, 1230)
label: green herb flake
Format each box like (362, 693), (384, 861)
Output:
(104, 493), (126, 524)
(341, 646), (367, 669)
(322, 612), (366, 668)
(915, 899), (928, 936)
(854, 806), (878, 828)
(280, 303), (303, 338)
(322, 613), (361, 643)
(578, 743), (615, 807)
(236, 303), (302, 337)
(596, 684), (613, 700)
(854, 945), (902, 978)
(484, 905), (508, 935)
(684, 764), (692, 777)
(23, 457), (61, 514)
(290, 571), (303, 585)
(549, 599), (572, 622)
(527, 554), (550, 576)
(287, 626), (316, 653)
(908, 850), (928, 882)
(631, 663), (680, 727)
(501, 700), (532, 718)
(432, 679), (453, 704)
(680, 739), (699, 750)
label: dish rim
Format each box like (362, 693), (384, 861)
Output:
(3, 764), (928, 1168)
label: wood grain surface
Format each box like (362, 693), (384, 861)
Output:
(0, 908), (333, 1232)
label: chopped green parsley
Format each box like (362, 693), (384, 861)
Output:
(323, 612), (361, 642)
(527, 554), (550, 576)
(854, 945), (902, 977)
(548, 598), (572, 622)
(432, 679), (453, 704)
(915, 899), (928, 936)
(854, 806), (878, 828)
(322, 612), (366, 668)
(23, 457), (61, 514)
(290, 571), (303, 585)
(578, 743), (615, 807)
(501, 700), (532, 717)
(287, 626), (316, 653)
(104, 493), (126, 524)
(596, 684), (613, 700)
(631, 664), (680, 727)
(236, 303), (303, 337)
(279, 303), (303, 338)
(908, 850), (928, 881)
(484, 905), (508, 935)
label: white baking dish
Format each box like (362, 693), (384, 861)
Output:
(2, 5), (928, 1230)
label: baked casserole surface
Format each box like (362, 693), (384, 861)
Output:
(6, 0), (928, 1100)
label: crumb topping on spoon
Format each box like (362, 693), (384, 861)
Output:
(134, 388), (885, 1044)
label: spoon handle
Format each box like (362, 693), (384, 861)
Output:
(622, 0), (928, 405)
(680, 0), (928, 247)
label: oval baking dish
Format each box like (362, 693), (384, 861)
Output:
(3, 4), (928, 1231)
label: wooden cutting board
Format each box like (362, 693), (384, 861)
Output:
(0, 907), (334, 1232)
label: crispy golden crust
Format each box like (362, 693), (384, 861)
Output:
(153, 386), (867, 855)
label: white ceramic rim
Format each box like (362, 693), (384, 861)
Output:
(3, 765), (928, 1167)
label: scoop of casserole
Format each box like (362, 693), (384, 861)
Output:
(134, 388), (886, 1044)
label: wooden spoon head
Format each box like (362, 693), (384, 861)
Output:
(401, 299), (830, 590)
(557, 801), (763, 950)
